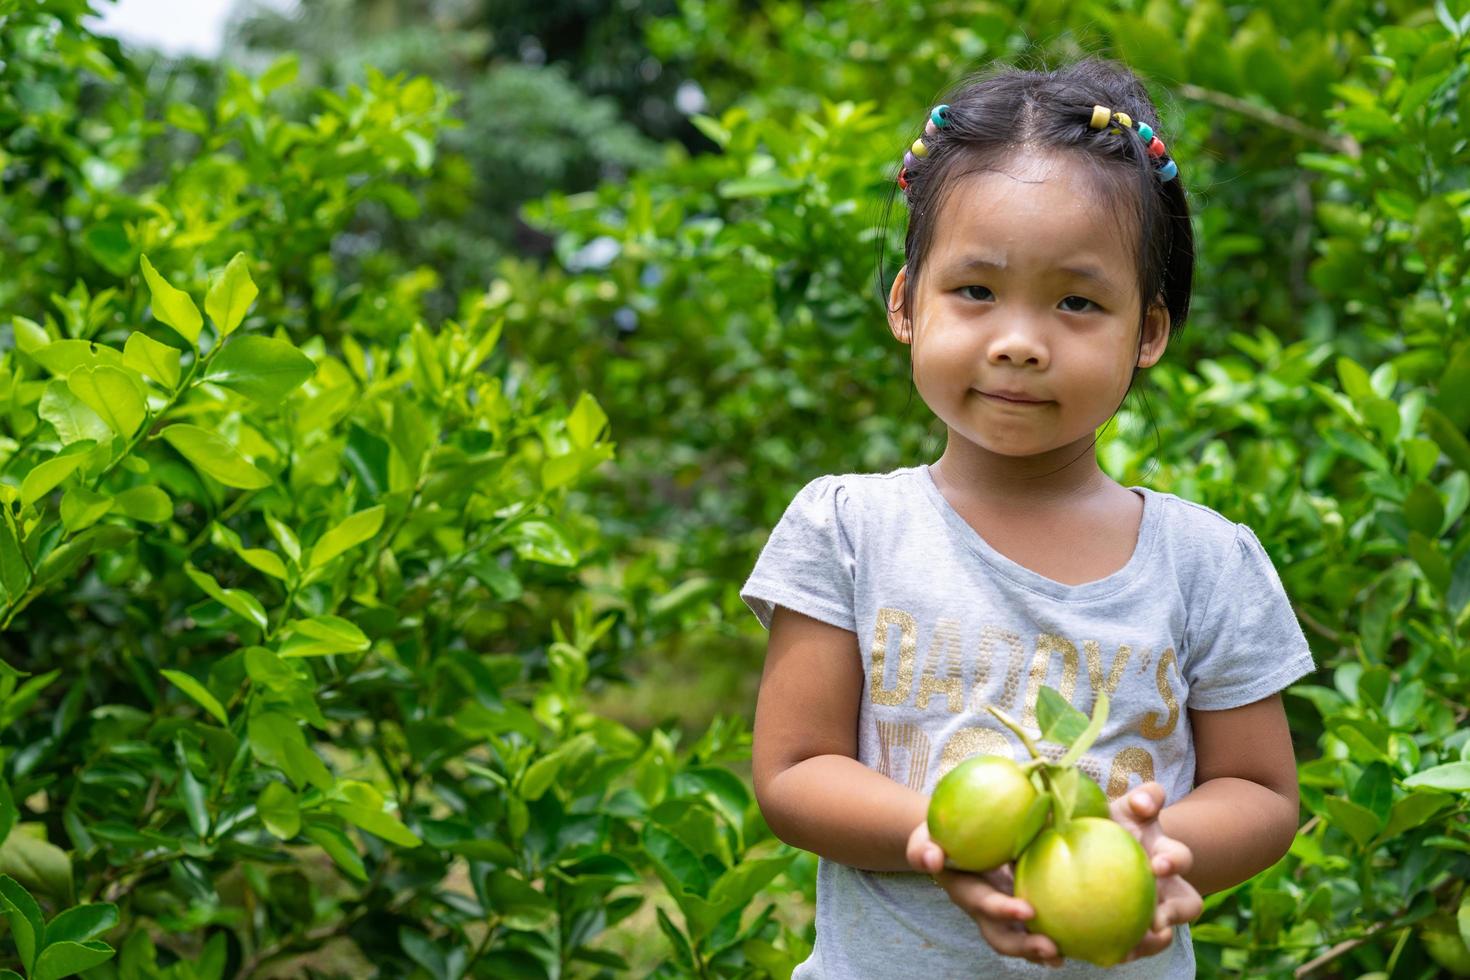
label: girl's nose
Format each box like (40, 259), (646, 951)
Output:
(987, 324), (1049, 369)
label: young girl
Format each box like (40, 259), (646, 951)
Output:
(741, 58), (1315, 978)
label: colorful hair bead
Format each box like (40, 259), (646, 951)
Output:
(910, 138), (929, 159)
(1157, 159), (1178, 181)
(1137, 123), (1153, 141)
(1113, 111), (1133, 128)
(1147, 137), (1166, 158)
(903, 150), (918, 170)
(897, 167), (910, 190)
(925, 118), (938, 136)
(930, 104), (950, 127)
(1089, 105), (1111, 129)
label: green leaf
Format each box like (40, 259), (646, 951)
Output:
(1404, 761), (1470, 792)
(247, 711), (334, 791)
(257, 782), (301, 840)
(160, 425), (271, 489)
(1403, 482), (1445, 537)
(38, 382), (111, 446)
(277, 616), (371, 657)
(0, 830), (73, 908)
(265, 515), (301, 564)
(1035, 686), (1090, 746)
(204, 253), (258, 337)
(325, 781), (420, 847)
(139, 255), (202, 346)
(1458, 890), (1470, 953)
(174, 739), (209, 839)
(1424, 406), (1470, 474)
(43, 902), (118, 944)
(111, 486), (172, 523)
(1057, 690), (1109, 767)
(28, 340), (124, 377)
(0, 521), (26, 600)
(205, 335), (315, 404)
(308, 505), (386, 570)
(121, 332), (182, 390)
(183, 563), (268, 632)
(12, 316), (48, 354)
(20, 445), (95, 509)
(1378, 791), (1453, 841)
(520, 733), (598, 800)
(67, 365), (147, 438)
(683, 853), (796, 941)
(59, 486), (112, 532)
(565, 392), (609, 449)
(506, 519), (578, 566)
(642, 823), (709, 898)
(0, 781), (15, 850)
(0, 874), (42, 973)
(32, 940), (116, 980)
(301, 820), (366, 881)
(159, 670), (228, 725)
(31, 526), (134, 590)
(483, 871), (556, 931)
(1321, 796), (1381, 847)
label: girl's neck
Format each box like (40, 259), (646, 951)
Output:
(932, 430), (1113, 511)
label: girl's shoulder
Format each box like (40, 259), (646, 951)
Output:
(1139, 487), (1282, 598)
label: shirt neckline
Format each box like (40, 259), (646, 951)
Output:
(914, 462), (1162, 601)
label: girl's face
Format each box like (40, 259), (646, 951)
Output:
(887, 153), (1169, 462)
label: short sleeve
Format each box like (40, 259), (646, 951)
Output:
(739, 475), (857, 633)
(1183, 523), (1317, 710)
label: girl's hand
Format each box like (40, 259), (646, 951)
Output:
(1106, 782), (1205, 963)
(905, 819), (1064, 968)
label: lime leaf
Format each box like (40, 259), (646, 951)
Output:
(32, 940), (116, 980)
(59, 486), (113, 532)
(122, 332), (182, 390)
(1035, 686), (1090, 745)
(160, 669), (228, 725)
(302, 820), (366, 881)
(41, 902), (117, 945)
(67, 365), (147, 438)
(12, 317), (48, 354)
(565, 391), (609, 449)
(258, 782), (301, 840)
(19, 444), (95, 509)
(38, 382), (111, 446)
(111, 486), (172, 523)
(0, 874), (42, 974)
(183, 562), (268, 632)
(308, 506), (386, 570)
(139, 255), (202, 346)
(326, 781), (420, 847)
(205, 335), (315, 404)
(160, 425), (271, 489)
(1404, 762), (1470, 792)
(247, 711), (334, 791)
(29, 340), (124, 377)
(278, 615), (370, 657)
(204, 253), (258, 337)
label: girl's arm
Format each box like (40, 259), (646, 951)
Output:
(1156, 695), (1301, 896)
(753, 605), (925, 872)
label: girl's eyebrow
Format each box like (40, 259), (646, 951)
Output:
(948, 255), (1119, 291)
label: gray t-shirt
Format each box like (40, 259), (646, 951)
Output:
(740, 464), (1316, 980)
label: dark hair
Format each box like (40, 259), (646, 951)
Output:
(879, 56), (1195, 417)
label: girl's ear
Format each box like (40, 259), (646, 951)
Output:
(887, 265), (913, 344)
(1137, 297), (1170, 369)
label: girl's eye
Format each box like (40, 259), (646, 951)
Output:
(960, 285), (994, 301)
(1060, 295), (1099, 313)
